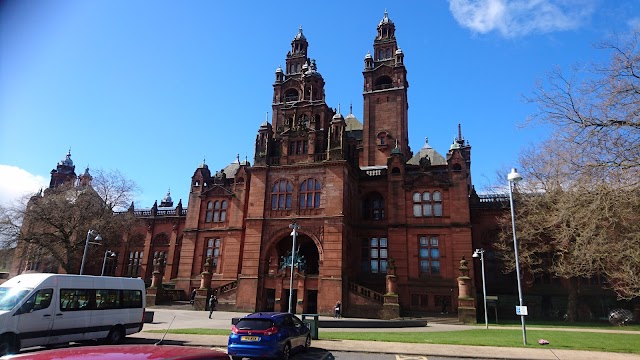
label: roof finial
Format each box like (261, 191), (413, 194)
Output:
(337, 103), (341, 114)
(266, 112), (269, 122)
(395, 139), (399, 148)
(425, 136), (429, 144)
(237, 153), (240, 163)
(245, 154), (248, 163)
(458, 123), (463, 141)
(349, 103), (353, 115)
(384, 9), (388, 18)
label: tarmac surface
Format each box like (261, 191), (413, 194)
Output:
(132, 307), (640, 360)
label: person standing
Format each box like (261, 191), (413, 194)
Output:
(334, 300), (341, 319)
(190, 289), (196, 305)
(208, 294), (218, 319)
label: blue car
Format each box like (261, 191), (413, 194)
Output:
(227, 312), (311, 360)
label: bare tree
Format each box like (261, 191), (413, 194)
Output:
(14, 169), (140, 274)
(525, 28), (640, 184)
(494, 28), (640, 316)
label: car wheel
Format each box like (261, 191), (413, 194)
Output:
(282, 343), (291, 360)
(304, 334), (311, 351)
(105, 326), (125, 344)
(0, 334), (18, 356)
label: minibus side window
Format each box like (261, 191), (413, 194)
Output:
(60, 289), (91, 311)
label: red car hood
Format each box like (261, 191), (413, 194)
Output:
(4, 345), (228, 360)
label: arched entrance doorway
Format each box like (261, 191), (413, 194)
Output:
(261, 232), (320, 314)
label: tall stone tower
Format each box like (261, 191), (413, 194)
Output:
(361, 11), (410, 166)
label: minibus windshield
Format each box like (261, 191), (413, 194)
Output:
(0, 287), (31, 311)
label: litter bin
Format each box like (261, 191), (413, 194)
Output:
(301, 314), (319, 340)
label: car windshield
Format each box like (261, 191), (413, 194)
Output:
(236, 318), (275, 330)
(0, 287), (31, 311)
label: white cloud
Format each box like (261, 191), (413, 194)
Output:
(0, 165), (48, 207)
(448, 0), (596, 38)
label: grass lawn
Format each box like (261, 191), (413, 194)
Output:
(146, 328), (640, 354)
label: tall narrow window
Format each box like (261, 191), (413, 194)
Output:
(433, 191), (442, 216)
(205, 201), (213, 222)
(126, 251), (143, 277)
(370, 237), (388, 274)
(300, 178), (321, 209)
(364, 193), (385, 220)
(206, 238), (222, 272)
(271, 180), (293, 210)
(419, 236), (440, 275)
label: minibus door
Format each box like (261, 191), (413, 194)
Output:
(15, 288), (55, 348)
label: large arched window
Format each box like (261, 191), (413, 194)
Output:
(213, 200), (227, 222)
(363, 193), (385, 220)
(271, 180), (293, 210)
(300, 178), (321, 209)
(284, 89), (299, 102)
(205, 201), (213, 222)
(374, 76), (393, 90)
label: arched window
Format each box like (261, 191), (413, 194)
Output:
(433, 191), (443, 216)
(300, 178), (321, 209)
(284, 89), (299, 102)
(374, 76), (393, 90)
(271, 180), (293, 210)
(363, 193), (385, 220)
(378, 49), (384, 60)
(213, 200), (227, 222)
(386, 48), (391, 58)
(205, 201), (213, 222)
(413, 191), (443, 217)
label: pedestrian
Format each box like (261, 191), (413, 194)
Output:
(190, 289), (196, 305)
(208, 294), (218, 319)
(334, 300), (341, 319)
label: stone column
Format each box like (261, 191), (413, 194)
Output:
(381, 258), (400, 320)
(194, 256), (213, 311)
(146, 254), (166, 306)
(457, 256), (476, 323)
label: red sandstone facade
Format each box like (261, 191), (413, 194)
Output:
(13, 13), (493, 319)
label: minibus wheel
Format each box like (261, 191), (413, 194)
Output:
(105, 326), (125, 344)
(0, 334), (18, 356)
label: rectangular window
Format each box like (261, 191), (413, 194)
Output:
(411, 294), (428, 308)
(60, 289), (91, 311)
(206, 238), (222, 272)
(419, 236), (440, 275)
(370, 237), (388, 274)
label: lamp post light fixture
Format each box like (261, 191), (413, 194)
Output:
(80, 230), (102, 275)
(288, 222), (301, 314)
(508, 168), (527, 345)
(101, 250), (117, 276)
(472, 248), (488, 330)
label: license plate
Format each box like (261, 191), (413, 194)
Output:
(241, 336), (260, 341)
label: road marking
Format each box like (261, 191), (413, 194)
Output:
(396, 355), (428, 360)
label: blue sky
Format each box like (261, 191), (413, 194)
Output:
(1, 0), (639, 209)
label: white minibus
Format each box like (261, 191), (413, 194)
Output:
(0, 273), (145, 355)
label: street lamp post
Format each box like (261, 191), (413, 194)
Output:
(101, 250), (117, 276)
(80, 230), (102, 275)
(472, 248), (488, 330)
(288, 222), (300, 314)
(508, 168), (527, 345)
